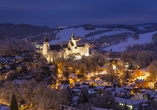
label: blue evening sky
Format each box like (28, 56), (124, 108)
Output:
(0, 0), (157, 27)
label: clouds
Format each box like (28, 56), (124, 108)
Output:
(0, 0), (157, 27)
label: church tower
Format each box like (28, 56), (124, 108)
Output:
(71, 33), (77, 47)
(68, 33), (77, 52)
(42, 35), (49, 56)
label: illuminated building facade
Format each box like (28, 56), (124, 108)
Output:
(42, 34), (89, 62)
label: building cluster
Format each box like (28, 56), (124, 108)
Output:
(0, 34), (157, 110)
(59, 75), (156, 110)
(0, 52), (37, 81)
(55, 58), (157, 110)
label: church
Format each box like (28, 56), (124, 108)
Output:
(42, 34), (90, 62)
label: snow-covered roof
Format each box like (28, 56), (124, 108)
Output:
(124, 86), (133, 90)
(0, 105), (10, 110)
(101, 81), (112, 86)
(78, 85), (89, 88)
(95, 77), (103, 84)
(115, 87), (124, 93)
(135, 79), (145, 83)
(72, 88), (80, 92)
(115, 97), (149, 106)
(144, 89), (157, 98)
(15, 56), (24, 59)
(13, 79), (22, 84)
(91, 107), (113, 110)
(139, 89), (146, 92)
(5, 65), (11, 69)
(95, 86), (104, 90)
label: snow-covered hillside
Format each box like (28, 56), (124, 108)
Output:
(86, 29), (133, 40)
(48, 26), (157, 53)
(135, 24), (152, 30)
(49, 27), (133, 44)
(49, 27), (106, 44)
(103, 31), (157, 52)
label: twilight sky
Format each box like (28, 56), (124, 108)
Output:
(0, 0), (157, 27)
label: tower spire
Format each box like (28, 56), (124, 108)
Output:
(44, 35), (49, 42)
(71, 33), (75, 39)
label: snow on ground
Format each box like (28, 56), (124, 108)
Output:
(49, 27), (105, 45)
(91, 107), (113, 110)
(86, 29), (133, 40)
(103, 31), (157, 52)
(49, 26), (157, 52)
(135, 24), (152, 30)
(49, 27), (133, 44)
(0, 105), (10, 110)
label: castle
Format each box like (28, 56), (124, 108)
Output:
(42, 34), (89, 62)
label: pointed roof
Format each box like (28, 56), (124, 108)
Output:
(44, 35), (49, 42)
(71, 33), (75, 39)
(49, 45), (62, 51)
(49, 44), (68, 51)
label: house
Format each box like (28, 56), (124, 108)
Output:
(115, 97), (149, 109)
(135, 79), (148, 88)
(0, 67), (9, 80)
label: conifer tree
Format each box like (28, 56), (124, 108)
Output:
(79, 88), (89, 104)
(10, 93), (18, 110)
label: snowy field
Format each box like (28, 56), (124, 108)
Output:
(49, 27), (133, 44)
(0, 105), (10, 110)
(49, 27), (105, 44)
(103, 31), (157, 52)
(135, 24), (152, 30)
(49, 27), (157, 53)
(86, 29), (133, 40)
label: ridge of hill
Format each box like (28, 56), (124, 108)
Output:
(0, 23), (57, 39)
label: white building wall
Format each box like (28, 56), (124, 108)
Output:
(42, 34), (90, 63)
(42, 42), (49, 56)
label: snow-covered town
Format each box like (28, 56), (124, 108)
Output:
(1, 1), (157, 110)
(0, 24), (157, 110)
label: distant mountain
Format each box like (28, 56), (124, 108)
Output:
(0, 23), (58, 39)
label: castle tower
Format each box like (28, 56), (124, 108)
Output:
(68, 33), (77, 52)
(42, 35), (49, 56)
(71, 33), (76, 44)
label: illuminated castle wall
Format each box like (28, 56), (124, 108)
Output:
(42, 34), (89, 62)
